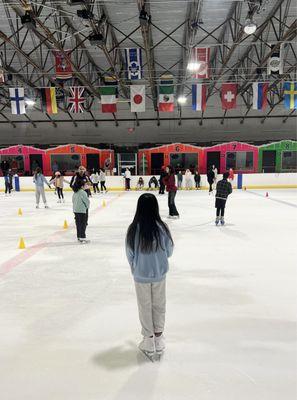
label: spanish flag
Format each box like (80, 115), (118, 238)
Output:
(40, 88), (58, 114)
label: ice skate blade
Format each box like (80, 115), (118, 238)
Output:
(139, 349), (156, 363)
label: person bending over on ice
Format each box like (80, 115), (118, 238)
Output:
(215, 172), (232, 226)
(33, 167), (51, 209)
(72, 180), (90, 244)
(126, 193), (174, 357)
(136, 177), (144, 190)
(148, 176), (159, 190)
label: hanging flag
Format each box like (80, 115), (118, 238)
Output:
(221, 83), (237, 110)
(68, 87), (85, 113)
(9, 88), (26, 115)
(192, 84), (207, 111)
(283, 82), (297, 110)
(103, 74), (118, 86)
(99, 86), (117, 113)
(267, 44), (283, 75)
(125, 48), (143, 80)
(158, 74), (174, 112)
(40, 87), (58, 114)
(130, 85), (145, 112)
(53, 50), (73, 80)
(253, 82), (269, 110)
(192, 47), (210, 79)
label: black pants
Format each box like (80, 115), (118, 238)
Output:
(195, 181), (200, 189)
(159, 182), (165, 194)
(208, 182), (213, 192)
(74, 212), (87, 239)
(57, 187), (64, 199)
(85, 189), (92, 197)
(100, 181), (107, 191)
(5, 182), (12, 194)
(92, 183), (99, 193)
(215, 198), (226, 217)
(168, 191), (179, 216)
(125, 178), (130, 190)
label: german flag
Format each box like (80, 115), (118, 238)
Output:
(40, 88), (58, 114)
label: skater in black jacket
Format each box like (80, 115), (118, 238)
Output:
(159, 166), (166, 194)
(215, 172), (232, 225)
(207, 168), (215, 194)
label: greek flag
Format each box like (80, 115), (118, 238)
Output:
(125, 48), (143, 80)
(9, 88), (26, 114)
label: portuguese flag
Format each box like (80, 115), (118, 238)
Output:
(159, 85), (174, 112)
(99, 86), (117, 113)
(40, 88), (58, 114)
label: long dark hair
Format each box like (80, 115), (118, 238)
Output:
(34, 167), (42, 178)
(127, 193), (173, 253)
(167, 165), (175, 175)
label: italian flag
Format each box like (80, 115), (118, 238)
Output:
(99, 86), (117, 113)
(158, 85), (174, 112)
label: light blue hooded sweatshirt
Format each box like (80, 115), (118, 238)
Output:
(126, 225), (174, 283)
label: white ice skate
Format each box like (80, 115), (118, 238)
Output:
(78, 238), (90, 244)
(155, 335), (165, 356)
(139, 337), (155, 362)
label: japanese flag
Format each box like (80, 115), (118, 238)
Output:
(130, 85), (145, 112)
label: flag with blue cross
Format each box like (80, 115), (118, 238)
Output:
(9, 87), (26, 114)
(283, 82), (297, 110)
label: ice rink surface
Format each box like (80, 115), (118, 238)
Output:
(0, 188), (296, 400)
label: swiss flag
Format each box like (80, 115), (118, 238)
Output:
(221, 83), (237, 110)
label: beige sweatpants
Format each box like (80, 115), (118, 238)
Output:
(135, 279), (166, 337)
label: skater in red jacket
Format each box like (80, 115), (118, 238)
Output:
(163, 165), (179, 218)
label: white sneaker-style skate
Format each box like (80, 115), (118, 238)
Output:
(139, 336), (155, 361)
(154, 335), (165, 354)
(78, 238), (90, 244)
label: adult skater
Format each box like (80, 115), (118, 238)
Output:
(177, 170), (183, 190)
(212, 165), (218, 185)
(4, 169), (13, 195)
(33, 167), (51, 209)
(163, 165), (179, 218)
(72, 180), (90, 244)
(70, 166), (92, 197)
(184, 169), (192, 190)
(124, 168), (131, 191)
(159, 166), (166, 195)
(50, 171), (70, 203)
(90, 170), (100, 194)
(126, 193), (174, 357)
(207, 167), (215, 194)
(99, 168), (107, 193)
(194, 170), (201, 189)
(1, 159), (10, 176)
(215, 172), (232, 225)
(148, 176), (159, 190)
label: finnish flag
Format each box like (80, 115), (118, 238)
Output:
(125, 48), (143, 80)
(9, 88), (26, 114)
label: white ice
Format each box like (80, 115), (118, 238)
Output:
(0, 188), (296, 400)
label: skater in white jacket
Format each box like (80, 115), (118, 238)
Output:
(185, 169), (192, 190)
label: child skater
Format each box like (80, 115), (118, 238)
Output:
(215, 172), (232, 225)
(72, 180), (90, 244)
(33, 167), (51, 208)
(99, 168), (108, 193)
(126, 193), (174, 357)
(50, 171), (70, 203)
(194, 170), (201, 189)
(90, 170), (100, 194)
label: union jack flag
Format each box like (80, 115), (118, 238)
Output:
(68, 87), (85, 113)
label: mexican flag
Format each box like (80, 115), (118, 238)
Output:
(99, 86), (117, 113)
(159, 85), (174, 112)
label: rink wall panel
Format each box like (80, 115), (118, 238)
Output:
(3, 173), (297, 191)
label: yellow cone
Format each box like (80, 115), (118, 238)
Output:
(18, 237), (26, 249)
(18, 208), (23, 216)
(102, 200), (106, 207)
(63, 220), (68, 229)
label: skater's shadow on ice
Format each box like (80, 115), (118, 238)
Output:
(92, 341), (147, 370)
(219, 227), (247, 240)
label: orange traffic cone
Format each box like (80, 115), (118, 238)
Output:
(18, 208), (23, 216)
(63, 220), (68, 229)
(18, 237), (26, 249)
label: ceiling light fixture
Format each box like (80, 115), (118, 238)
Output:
(177, 95), (187, 105)
(244, 18), (257, 35)
(187, 61), (201, 72)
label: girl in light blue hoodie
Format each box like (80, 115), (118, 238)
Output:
(126, 193), (174, 356)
